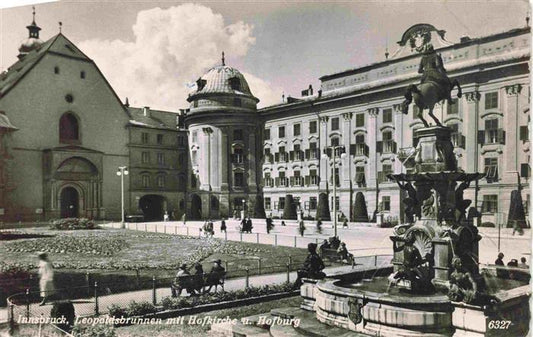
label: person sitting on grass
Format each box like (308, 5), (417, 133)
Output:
(205, 259), (226, 293)
(295, 243), (326, 287)
(171, 264), (194, 297)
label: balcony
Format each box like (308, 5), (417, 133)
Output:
(275, 177), (289, 187)
(289, 150), (304, 162)
(263, 154), (273, 164)
(305, 175), (319, 186)
(451, 133), (466, 149)
(263, 178), (274, 187)
(350, 143), (369, 157)
(383, 140), (397, 154)
(290, 176), (304, 187)
(232, 154), (245, 164)
(305, 149), (320, 160)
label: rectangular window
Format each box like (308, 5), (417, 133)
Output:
(484, 157), (498, 182)
(520, 126), (529, 141)
(142, 152), (150, 164)
(157, 153), (165, 165)
(485, 119), (499, 144)
(234, 172), (244, 187)
(309, 121), (317, 134)
(142, 175), (150, 188)
(447, 99), (459, 114)
(265, 197), (271, 210)
(233, 148), (244, 163)
(355, 166), (366, 187)
(355, 113), (365, 127)
(294, 144), (301, 161)
(382, 196), (391, 211)
(264, 129), (270, 140)
(157, 134), (163, 145)
(279, 171), (287, 186)
(310, 169), (318, 185)
(521, 163), (530, 178)
(355, 134), (365, 144)
(308, 197), (317, 210)
(264, 172), (272, 187)
(293, 124), (301, 136)
(483, 195), (498, 213)
(331, 137), (340, 147)
(279, 146), (286, 162)
(141, 133), (149, 144)
(156, 175), (165, 188)
(279, 197), (286, 210)
(331, 117), (340, 131)
(382, 108), (392, 123)
(233, 129), (243, 141)
(485, 92), (498, 110)
(279, 126), (286, 138)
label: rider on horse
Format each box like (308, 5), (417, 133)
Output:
(418, 44), (454, 106)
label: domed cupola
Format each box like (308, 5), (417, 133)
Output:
(187, 52), (259, 115)
(17, 6), (44, 60)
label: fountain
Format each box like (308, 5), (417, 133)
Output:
(223, 44), (530, 337)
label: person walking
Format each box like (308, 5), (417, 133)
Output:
(299, 220), (306, 237)
(38, 252), (54, 306)
(220, 219), (227, 233)
(342, 218), (348, 228)
(316, 218), (323, 234)
(266, 216), (273, 234)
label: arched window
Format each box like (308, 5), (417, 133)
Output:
(59, 113), (79, 143)
(156, 175), (165, 188)
(142, 175), (150, 188)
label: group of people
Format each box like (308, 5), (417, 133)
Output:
(202, 219), (215, 237)
(318, 237), (354, 262)
(171, 259), (226, 297)
(495, 253), (530, 281)
(240, 217), (254, 233)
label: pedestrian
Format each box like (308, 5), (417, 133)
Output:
(38, 252), (54, 306)
(281, 221), (286, 226)
(316, 218), (322, 234)
(495, 252), (509, 279)
(299, 220), (306, 237)
(266, 216), (273, 234)
(207, 219), (214, 236)
(163, 211), (169, 222)
(342, 218), (348, 228)
(220, 219), (227, 233)
(518, 257), (529, 269)
(181, 213), (186, 225)
(246, 217), (253, 233)
(512, 220), (524, 236)
(240, 217), (246, 233)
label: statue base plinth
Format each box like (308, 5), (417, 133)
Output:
(414, 126), (457, 172)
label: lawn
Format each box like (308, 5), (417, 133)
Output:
(0, 227), (308, 304)
(115, 296), (302, 337)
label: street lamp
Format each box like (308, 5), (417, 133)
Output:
(324, 145), (346, 238)
(116, 166), (129, 228)
(241, 199), (246, 219)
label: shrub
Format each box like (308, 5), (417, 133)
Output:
(50, 218), (98, 230)
(283, 195), (297, 220)
(50, 301), (75, 332)
(253, 194), (266, 219)
(108, 304), (127, 318)
(316, 193), (331, 221)
(126, 301), (157, 317)
(480, 222), (496, 228)
(353, 192), (369, 222)
(72, 324), (116, 337)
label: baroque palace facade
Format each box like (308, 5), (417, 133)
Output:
(0, 11), (530, 225)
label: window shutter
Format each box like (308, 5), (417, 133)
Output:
(497, 129), (506, 145)
(350, 144), (356, 156)
(289, 151), (294, 161)
(242, 155), (247, 162)
(275, 177), (279, 186)
(305, 176), (310, 186)
(392, 141), (397, 154)
(275, 153), (279, 162)
(289, 176), (294, 186)
(377, 141), (383, 153)
(460, 135), (466, 149)
(326, 148), (332, 157)
(477, 131), (485, 145)
(305, 149), (310, 159)
(364, 144), (369, 157)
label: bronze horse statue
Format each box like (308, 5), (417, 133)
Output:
(401, 44), (462, 127)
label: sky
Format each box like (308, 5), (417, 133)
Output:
(0, 0), (530, 110)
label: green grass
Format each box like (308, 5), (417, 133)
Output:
(115, 296), (302, 337)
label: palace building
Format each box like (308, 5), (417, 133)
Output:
(258, 24), (530, 225)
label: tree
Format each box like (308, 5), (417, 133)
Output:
(283, 194), (297, 220)
(316, 192), (331, 221)
(253, 194), (266, 218)
(507, 189), (528, 228)
(353, 192), (369, 222)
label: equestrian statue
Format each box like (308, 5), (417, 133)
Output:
(401, 44), (462, 127)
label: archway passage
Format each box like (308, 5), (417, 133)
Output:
(139, 195), (166, 221)
(190, 194), (202, 220)
(60, 187), (79, 218)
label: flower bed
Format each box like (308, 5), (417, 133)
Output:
(4, 235), (128, 256)
(50, 218), (98, 230)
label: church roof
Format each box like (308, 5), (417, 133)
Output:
(0, 33), (129, 116)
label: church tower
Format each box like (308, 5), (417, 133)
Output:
(17, 7), (44, 60)
(185, 53), (262, 219)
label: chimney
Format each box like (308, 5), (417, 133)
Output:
(308, 84), (313, 96)
(143, 106), (150, 116)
